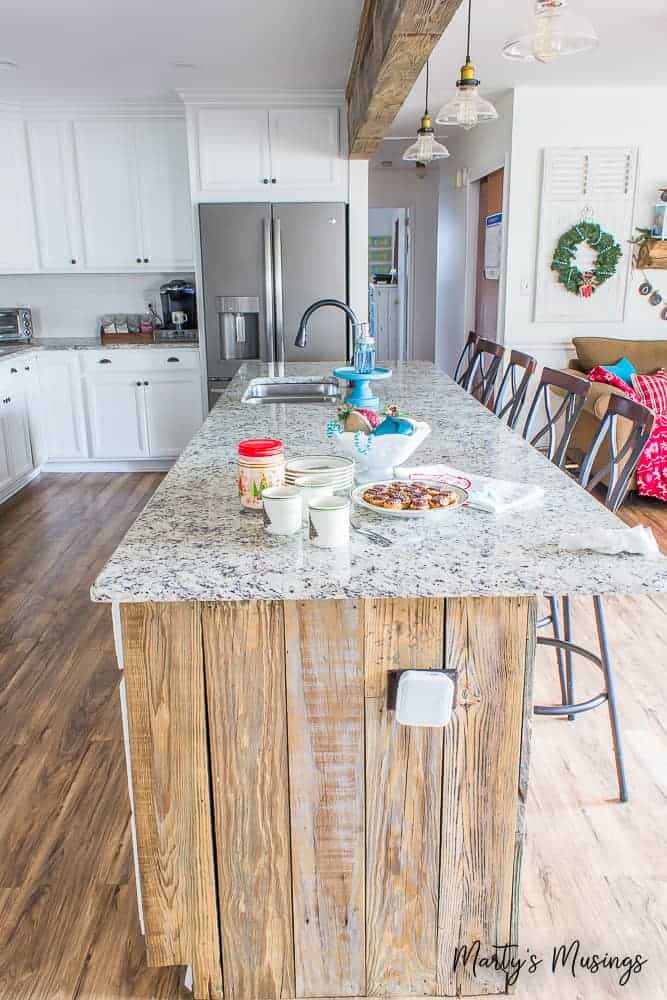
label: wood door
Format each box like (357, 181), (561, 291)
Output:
(197, 108), (271, 192)
(268, 108), (340, 191)
(134, 119), (194, 269)
(475, 167), (504, 340)
(74, 120), (144, 269)
(85, 375), (147, 459)
(144, 374), (203, 458)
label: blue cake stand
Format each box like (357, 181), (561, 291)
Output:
(332, 366), (393, 410)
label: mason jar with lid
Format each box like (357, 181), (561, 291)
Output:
(238, 439), (285, 510)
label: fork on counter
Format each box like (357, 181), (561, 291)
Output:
(350, 518), (393, 547)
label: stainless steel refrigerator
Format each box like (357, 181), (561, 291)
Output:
(199, 203), (348, 406)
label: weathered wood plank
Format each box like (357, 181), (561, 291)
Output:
(436, 597), (535, 997)
(346, 0), (463, 158)
(120, 602), (223, 1000)
(202, 601), (295, 1000)
(284, 600), (366, 997)
(364, 599), (445, 995)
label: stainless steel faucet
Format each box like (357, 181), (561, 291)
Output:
(294, 299), (363, 365)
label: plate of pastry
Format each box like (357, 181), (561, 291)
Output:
(351, 479), (468, 519)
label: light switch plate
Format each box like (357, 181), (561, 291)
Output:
(395, 670), (455, 727)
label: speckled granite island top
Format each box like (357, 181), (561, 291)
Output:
(91, 361), (667, 602)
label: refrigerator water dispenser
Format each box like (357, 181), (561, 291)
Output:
(215, 296), (260, 362)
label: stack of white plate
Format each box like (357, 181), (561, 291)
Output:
(285, 455), (355, 491)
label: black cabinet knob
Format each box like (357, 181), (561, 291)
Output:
(71, 258), (76, 264)
(136, 381), (142, 386)
(143, 257), (149, 263)
(263, 178), (269, 184)
(271, 178), (277, 184)
(10, 367), (17, 374)
(143, 380), (149, 386)
(136, 257), (142, 263)
(24, 365), (30, 371)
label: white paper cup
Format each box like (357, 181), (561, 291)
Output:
(262, 486), (302, 535)
(308, 495), (350, 548)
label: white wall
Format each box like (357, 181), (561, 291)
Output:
(505, 85), (667, 370)
(349, 160), (370, 325)
(0, 272), (193, 339)
(368, 164), (439, 361)
(434, 91), (514, 374)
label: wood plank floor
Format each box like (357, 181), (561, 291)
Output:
(0, 473), (665, 999)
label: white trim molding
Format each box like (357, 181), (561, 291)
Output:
(176, 89), (345, 108)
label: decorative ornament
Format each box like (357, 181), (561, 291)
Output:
(650, 290), (663, 307)
(551, 220), (622, 297)
(639, 281), (652, 296)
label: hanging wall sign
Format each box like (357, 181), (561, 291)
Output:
(484, 212), (503, 280)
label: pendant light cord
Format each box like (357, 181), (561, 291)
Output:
(424, 61), (430, 116)
(466, 0), (472, 62)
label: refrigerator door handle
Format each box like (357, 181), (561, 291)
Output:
(272, 216), (285, 362)
(263, 216), (276, 363)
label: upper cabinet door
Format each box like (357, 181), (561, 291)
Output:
(197, 108), (271, 192)
(26, 120), (85, 271)
(74, 121), (144, 269)
(0, 116), (39, 272)
(268, 108), (341, 191)
(135, 119), (194, 269)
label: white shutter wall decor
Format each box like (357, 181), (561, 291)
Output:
(534, 147), (638, 323)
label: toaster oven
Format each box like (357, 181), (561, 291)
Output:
(0, 308), (33, 343)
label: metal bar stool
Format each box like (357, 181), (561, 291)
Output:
(454, 331), (479, 385)
(462, 338), (505, 407)
(522, 367), (590, 468)
(493, 349), (537, 429)
(535, 393), (655, 803)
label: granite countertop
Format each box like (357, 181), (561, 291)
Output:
(0, 336), (199, 361)
(91, 361), (667, 603)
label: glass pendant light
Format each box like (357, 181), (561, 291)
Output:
(503, 0), (598, 63)
(435, 0), (498, 130)
(403, 62), (450, 163)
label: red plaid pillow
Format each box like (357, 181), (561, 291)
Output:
(631, 372), (667, 414)
(588, 365), (641, 400)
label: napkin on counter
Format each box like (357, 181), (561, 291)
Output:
(396, 463), (544, 515)
(558, 525), (663, 559)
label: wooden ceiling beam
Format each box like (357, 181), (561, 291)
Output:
(346, 0), (463, 159)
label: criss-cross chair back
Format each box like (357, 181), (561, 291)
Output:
(493, 349), (538, 429)
(578, 394), (654, 513)
(462, 338), (505, 407)
(454, 331), (479, 385)
(522, 367), (589, 468)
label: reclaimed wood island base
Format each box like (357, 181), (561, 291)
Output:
(118, 595), (536, 1000)
(93, 362), (667, 1000)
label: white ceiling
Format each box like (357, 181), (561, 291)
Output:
(0, 0), (363, 99)
(388, 0), (667, 138)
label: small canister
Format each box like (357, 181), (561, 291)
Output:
(238, 438), (285, 510)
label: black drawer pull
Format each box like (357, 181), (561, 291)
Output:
(3, 397), (10, 404)
(99, 358), (112, 364)
(10, 367), (18, 374)
(166, 356), (180, 363)
(143, 381), (149, 386)
(136, 381), (142, 387)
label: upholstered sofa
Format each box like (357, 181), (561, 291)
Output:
(562, 337), (667, 492)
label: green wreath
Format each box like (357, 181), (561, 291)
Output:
(551, 221), (622, 298)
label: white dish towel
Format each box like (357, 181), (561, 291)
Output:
(559, 525), (663, 560)
(396, 463), (544, 515)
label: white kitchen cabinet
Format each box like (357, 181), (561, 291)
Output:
(197, 108), (271, 193)
(144, 374), (202, 457)
(268, 108), (341, 191)
(0, 360), (35, 497)
(74, 118), (194, 271)
(74, 121), (145, 270)
(191, 103), (346, 201)
(37, 353), (89, 460)
(135, 120), (194, 269)
(26, 120), (85, 271)
(85, 375), (148, 459)
(0, 115), (39, 273)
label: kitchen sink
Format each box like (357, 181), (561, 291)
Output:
(241, 377), (341, 404)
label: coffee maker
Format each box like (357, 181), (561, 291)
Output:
(160, 280), (198, 331)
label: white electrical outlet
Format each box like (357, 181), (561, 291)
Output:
(395, 670), (455, 727)
(520, 278), (531, 297)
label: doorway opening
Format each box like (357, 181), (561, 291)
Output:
(368, 207), (411, 361)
